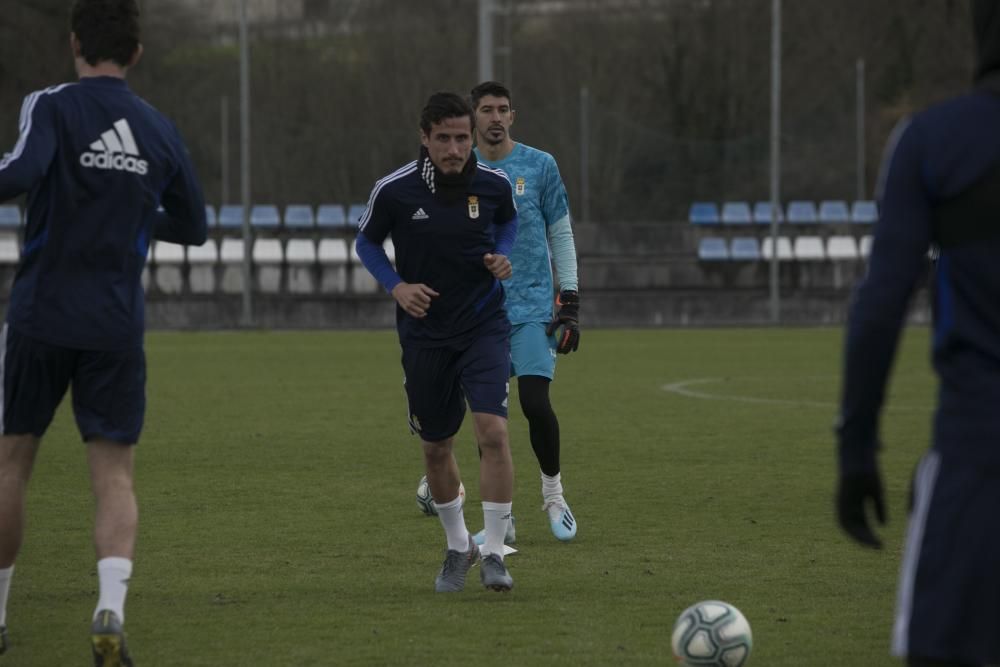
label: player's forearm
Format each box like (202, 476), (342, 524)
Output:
(356, 232), (402, 293)
(547, 214), (578, 292)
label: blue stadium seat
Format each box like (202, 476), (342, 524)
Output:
(284, 204), (315, 229)
(347, 203), (367, 228)
(851, 200), (878, 224)
(697, 237), (729, 261)
(818, 200), (850, 224)
(218, 204), (245, 229)
(0, 205), (21, 228)
(316, 204), (347, 228)
(721, 201), (752, 225)
(250, 204), (281, 229)
(786, 200), (818, 224)
(730, 237), (761, 261)
(688, 202), (720, 225)
(752, 201), (783, 225)
(204, 204), (218, 227)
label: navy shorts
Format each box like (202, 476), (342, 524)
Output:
(401, 318), (511, 442)
(0, 325), (146, 444)
(892, 450), (1000, 664)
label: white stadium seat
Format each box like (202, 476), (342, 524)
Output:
(318, 238), (348, 293)
(859, 235), (874, 258)
(219, 238), (246, 293)
(792, 236), (825, 261)
(186, 239), (218, 294)
(252, 239), (284, 293)
(761, 236), (793, 260)
(286, 239), (317, 293)
(826, 235), (859, 260)
(152, 241), (185, 294)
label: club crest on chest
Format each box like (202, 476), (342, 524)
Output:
(468, 196), (479, 219)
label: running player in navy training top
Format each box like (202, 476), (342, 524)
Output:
(836, 3), (1000, 666)
(356, 92), (519, 593)
(0, 1), (206, 663)
(470, 81), (580, 546)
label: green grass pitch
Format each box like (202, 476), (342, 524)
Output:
(7, 327), (933, 665)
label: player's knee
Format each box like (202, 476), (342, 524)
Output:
(476, 422), (509, 455)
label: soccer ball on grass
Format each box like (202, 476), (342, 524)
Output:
(671, 600), (752, 666)
(416, 475), (465, 516)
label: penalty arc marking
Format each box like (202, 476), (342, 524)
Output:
(661, 377), (931, 412)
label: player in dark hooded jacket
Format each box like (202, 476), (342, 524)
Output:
(836, 2), (1000, 665)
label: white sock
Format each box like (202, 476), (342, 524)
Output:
(482, 501), (513, 558)
(94, 557), (132, 623)
(0, 565), (12, 627)
(435, 495), (470, 552)
(541, 471), (564, 503)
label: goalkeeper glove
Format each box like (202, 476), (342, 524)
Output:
(836, 469), (886, 549)
(545, 290), (580, 354)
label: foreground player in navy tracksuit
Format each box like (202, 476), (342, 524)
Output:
(836, 3), (1000, 666)
(0, 1), (206, 663)
(357, 92), (519, 593)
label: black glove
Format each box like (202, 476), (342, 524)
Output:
(836, 470), (886, 549)
(545, 290), (580, 354)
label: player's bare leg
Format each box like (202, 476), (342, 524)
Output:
(423, 438), (477, 592)
(0, 434), (40, 654)
(87, 439), (136, 666)
(473, 413), (513, 591)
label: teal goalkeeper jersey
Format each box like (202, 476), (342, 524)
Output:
(475, 142), (571, 324)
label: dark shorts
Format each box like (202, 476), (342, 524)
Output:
(892, 450), (1000, 664)
(0, 324), (146, 444)
(401, 319), (511, 442)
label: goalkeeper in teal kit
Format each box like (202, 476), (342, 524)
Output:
(470, 81), (580, 542)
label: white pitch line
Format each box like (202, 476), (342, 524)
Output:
(661, 378), (835, 409)
(661, 377), (933, 413)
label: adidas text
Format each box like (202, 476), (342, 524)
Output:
(79, 151), (148, 175)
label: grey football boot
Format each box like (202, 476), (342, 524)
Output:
(91, 610), (134, 667)
(434, 534), (480, 592)
(480, 553), (513, 592)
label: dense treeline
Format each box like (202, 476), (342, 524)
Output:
(0, 0), (974, 220)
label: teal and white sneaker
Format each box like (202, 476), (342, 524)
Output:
(471, 515), (516, 546)
(544, 497), (577, 541)
(480, 553), (513, 592)
(91, 610), (134, 667)
(0, 624), (8, 655)
(434, 534), (480, 593)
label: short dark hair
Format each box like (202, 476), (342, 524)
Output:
(70, 0), (141, 68)
(419, 92), (474, 135)
(470, 81), (512, 109)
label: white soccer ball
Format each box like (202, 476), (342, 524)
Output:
(671, 600), (752, 667)
(416, 475), (465, 516)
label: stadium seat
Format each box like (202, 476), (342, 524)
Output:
(0, 205), (21, 228)
(204, 204), (218, 227)
(317, 238), (348, 293)
(826, 235), (859, 260)
(252, 238), (283, 293)
(851, 200), (879, 224)
(286, 239), (317, 293)
(0, 234), (19, 264)
(152, 241), (185, 294)
(786, 200), (818, 224)
(761, 236), (794, 260)
(729, 236), (761, 261)
(316, 204), (347, 228)
(218, 204), (245, 230)
(187, 239), (218, 294)
(688, 202), (720, 225)
(859, 234), (874, 258)
(752, 201), (783, 225)
(219, 238), (246, 293)
(721, 201), (752, 225)
(697, 237), (729, 261)
(818, 200), (850, 224)
(284, 204), (315, 229)
(250, 204), (281, 230)
(793, 235), (825, 260)
(347, 203), (367, 229)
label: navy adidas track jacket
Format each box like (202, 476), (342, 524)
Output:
(0, 76), (206, 350)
